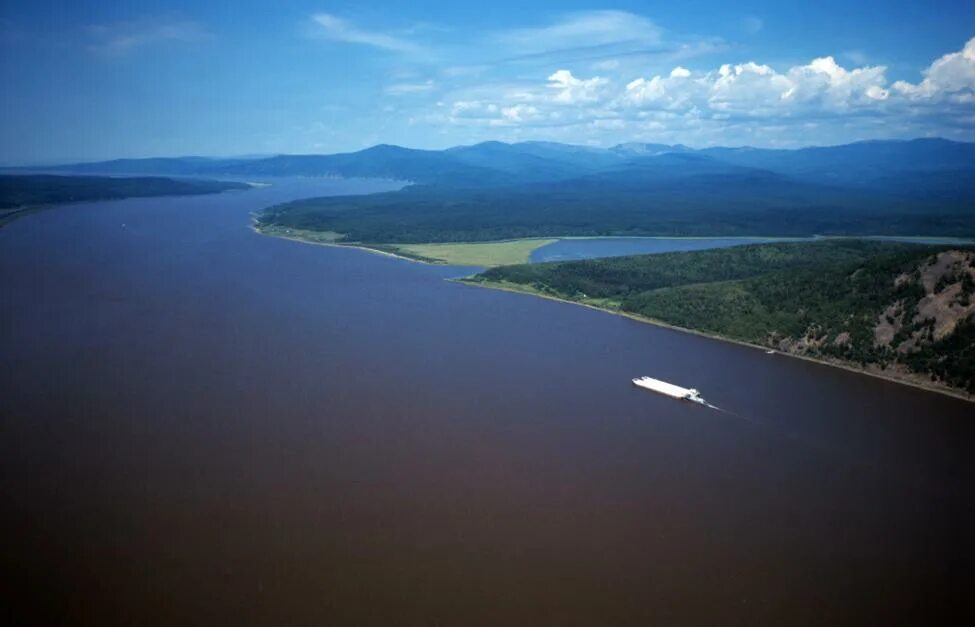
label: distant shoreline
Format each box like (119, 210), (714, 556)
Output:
(0, 174), (249, 228)
(456, 277), (975, 404)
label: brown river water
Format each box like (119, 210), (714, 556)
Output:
(1, 179), (972, 626)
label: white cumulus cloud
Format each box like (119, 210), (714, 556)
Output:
(421, 35), (975, 146)
(782, 57), (890, 107)
(501, 104), (541, 122)
(893, 36), (975, 102)
(620, 56), (892, 116)
(547, 69), (608, 104)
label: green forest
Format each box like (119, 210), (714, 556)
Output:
(255, 179), (975, 244)
(0, 174), (248, 210)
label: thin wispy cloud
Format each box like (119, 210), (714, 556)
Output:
(494, 10), (662, 55)
(741, 16), (764, 35)
(442, 65), (491, 78)
(314, 9), (723, 102)
(311, 14), (422, 54)
(86, 18), (208, 56)
(844, 50), (870, 65)
(489, 10), (668, 66)
(384, 80), (436, 95)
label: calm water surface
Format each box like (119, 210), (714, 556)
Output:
(530, 237), (793, 262)
(2, 180), (972, 626)
(529, 235), (975, 263)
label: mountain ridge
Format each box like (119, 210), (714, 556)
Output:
(11, 138), (975, 241)
(7, 137), (973, 190)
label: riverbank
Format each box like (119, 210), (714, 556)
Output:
(0, 205), (42, 227)
(457, 277), (974, 403)
(251, 222), (441, 264)
(252, 225), (808, 267)
(254, 222), (559, 266)
(252, 224), (975, 268)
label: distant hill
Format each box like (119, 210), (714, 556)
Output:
(698, 138), (975, 188)
(11, 138), (975, 241)
(467, 240), (975, 397)
(255, 150), (975, 243)
(444, 141), (613, 180)
(9, 156), (259, 177)
(13, 137), (975, 190)
(209, 145), (522, 187)
(0, 174), (248, 225)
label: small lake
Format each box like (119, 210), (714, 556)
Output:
(530, 237), (798, 262)
(529, 235), (975, 263)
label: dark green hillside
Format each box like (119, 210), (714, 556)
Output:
(475, 240), (915, 297)
(699, 138), (975, 187)
(444, 141), (612, 179)
(469, 241), (975, 394)
(0, 174), (247, 209)
(256, 172), (975, 243)
(0, 174), (249, 225)
(252, 138), (975, 244)
(5, 156), (257, 176)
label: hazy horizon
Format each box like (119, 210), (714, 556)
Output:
(2, 1), (974, 164)
(5, 135), (974, 169)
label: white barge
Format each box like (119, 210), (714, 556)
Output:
(632, 376), (706, 404)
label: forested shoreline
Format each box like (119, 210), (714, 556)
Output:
(465, 240), (975, 397)
(0, 174), (249, 225)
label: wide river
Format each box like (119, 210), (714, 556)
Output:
(2, 179), (972, 626)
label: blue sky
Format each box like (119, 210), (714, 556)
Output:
(1, 0), (974, 163)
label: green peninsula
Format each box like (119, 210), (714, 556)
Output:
(254, 222), (555, 266)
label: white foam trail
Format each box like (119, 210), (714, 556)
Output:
(703, 401), (765, 426)
(705, 402), (737, 415)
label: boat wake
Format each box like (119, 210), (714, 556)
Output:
(703, 402), (749, 420)
(630, 374), (959, 503)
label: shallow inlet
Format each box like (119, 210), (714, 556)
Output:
(529, 236), (793, 262)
